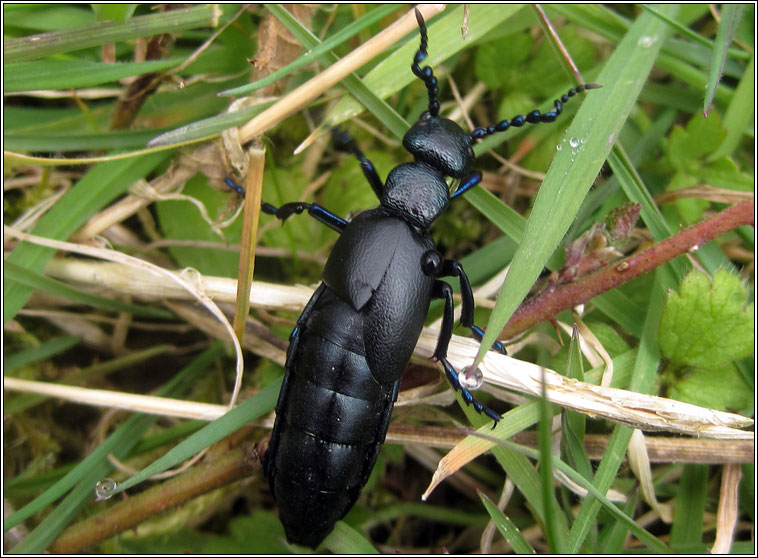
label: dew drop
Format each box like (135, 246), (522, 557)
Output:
(459, 366), (484, 390)
(95, 478), (118, 501)
(569, 137), (580, 148)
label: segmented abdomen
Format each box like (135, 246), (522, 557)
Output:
(264, 285), (399, 547)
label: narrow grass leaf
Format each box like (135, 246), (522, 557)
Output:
(4, 151), (170, 324)
(114, 377), (281, 494)
(562, 328), (593, 481)
(3, 335), (80, 375)
(6, 129), (179, 152)
(670, 464), (708, 546)
(566, 268), (667, 551)
(703, 4), (745, 115)
(538, 375), (563, 553)
(709, 55), (754, 160)
(5, 58), (182, 92)
(147, 102), (273, 147)
(4, 5), (228, 63)
(479, 491), (536, 554)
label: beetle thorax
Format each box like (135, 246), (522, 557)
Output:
(381, 163), (449, 229)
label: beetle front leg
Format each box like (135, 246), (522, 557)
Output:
(261, 201), (348, 234)
(432, 280), (501, 424)
(331, 128), (384, 199)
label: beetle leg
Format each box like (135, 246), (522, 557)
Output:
(432, 280), (501, 424)
(261, 201), (347, 234)
(438, 260), (507, 355)
(331, 128), (384, 199)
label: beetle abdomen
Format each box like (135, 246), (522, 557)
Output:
(264, 286), (399, 547)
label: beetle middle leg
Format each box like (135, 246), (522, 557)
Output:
(432, 279), (501, 423)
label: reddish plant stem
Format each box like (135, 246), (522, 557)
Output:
(501, 198), (754, 339)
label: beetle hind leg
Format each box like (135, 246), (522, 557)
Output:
(438, 355), (501, 424)
(432, 280), (501, 424)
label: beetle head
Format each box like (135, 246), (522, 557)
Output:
(403, 112), (474, 179)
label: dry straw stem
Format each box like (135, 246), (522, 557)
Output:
(5, 225), (245, 412)
(381, 427), (754, 465)
(711, 463), (742, 554)
(13, 255), (754, 442)
(236, 4), (446, 144)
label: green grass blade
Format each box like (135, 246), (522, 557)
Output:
(538, 375), (564, 553)
(4, 58), (182, 92)
(4, 345), (224, 543)
(710, 54), (754, 160)
(703, 4), (746, 115)
(4, 151), (170, 324)
(3, 335), (80, 375)
(147, 102), (274, 147)
(566, 268), (667, 551)
(114, 377), (281, 494)
(479, 491), (536, 554)
(4, 5), (228, 63)
(475, 4), (679, 363)
(562, 328), (593, 481)
(669, 464), (708, 546)
(6, 129), (181, 152)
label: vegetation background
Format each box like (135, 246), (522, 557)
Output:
(3, 4), (754, 554)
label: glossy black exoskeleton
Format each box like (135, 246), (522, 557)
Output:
(261, 9), (598, 548)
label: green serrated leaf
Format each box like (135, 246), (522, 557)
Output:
(667, 170), (708, 223)
(669, 364), (753, 414)
(659, 270), (754, 369)
(667, 113), (727, 170)
(475, 33), (533, 89)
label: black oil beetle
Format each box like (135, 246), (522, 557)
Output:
(259, 9), (598, 548)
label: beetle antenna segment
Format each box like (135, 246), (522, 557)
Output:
(412, 8), (440, 117)
(469, 83), (602, 144)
